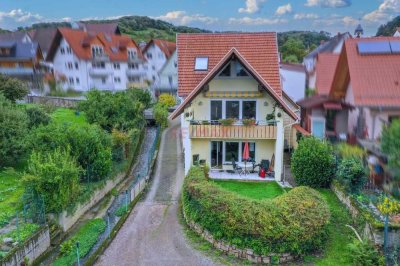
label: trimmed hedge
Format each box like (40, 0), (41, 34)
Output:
(182, 167), (330, 256)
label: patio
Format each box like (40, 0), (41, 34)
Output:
(209, 169), (275, 182)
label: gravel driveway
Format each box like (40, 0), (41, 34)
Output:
(96, 119), (218, 266)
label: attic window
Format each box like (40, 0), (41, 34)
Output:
(195, 57), (208, 71)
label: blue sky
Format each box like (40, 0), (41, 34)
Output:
(0, 0), (399, 35)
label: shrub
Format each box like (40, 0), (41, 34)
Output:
(111, 129), (131, 162)
(30, 123), (112, 181)
(336, 143), (365, 161)
(158, 93), (176, 108)
(382, 120), (400, 196)
(182, 167), (330, 256)
(0, 94), (28, 167)
(127, 88), (152, 109)
(25, 105), (51, 129)
(347, 239), (384, 266)
(23, 148), (81, 213)
(154, 102), (168, 128)
(79, 90), (145, 132)
(337, 158), (366, 194)
(0, 74), (29, 103)
(291, 136), (336, 188)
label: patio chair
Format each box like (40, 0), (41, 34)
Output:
(231, 159), (243, 174)
(253, 160), (270, 173)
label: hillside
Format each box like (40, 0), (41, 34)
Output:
(376, 15), (400, 36)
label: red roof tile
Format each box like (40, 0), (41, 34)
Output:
(315, 53), (339, 95)
(177, 33), (282, 97)
(330, 37), (400, 107)
(142, 39), (176, 59)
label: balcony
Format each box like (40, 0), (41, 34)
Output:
(0, 67), (34, 75)
(126, 68), (146, 76)
(128, 56), (143, 63)
(89, 68), (113, 77)
(92, 53), (110, 62)
(189, 120), (277, 140)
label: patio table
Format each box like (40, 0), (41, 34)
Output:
(237, 162), (252, 175)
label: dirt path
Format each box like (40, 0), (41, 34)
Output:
(96, 119), (218, 266)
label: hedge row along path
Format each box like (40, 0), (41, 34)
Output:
(96, 119), (218, 266)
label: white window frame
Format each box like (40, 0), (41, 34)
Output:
(128, 48), (137, 59)
(91, 45), (104, 57)
(311, 117), (326, 139)
(195, 57), (208, 71)
(217, 141), (256, 164)
(209, 99), (258, 121)
(216, 61), (251, 79)
(113, 63), (120, 70)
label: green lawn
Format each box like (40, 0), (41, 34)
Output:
(212, 181), (285, 200)
(51, 108), (87, 126)
(0, 168), (24, 226)
(305, 189), (354, 266)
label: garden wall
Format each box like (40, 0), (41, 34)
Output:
(1, 226), (50, 266)
(332, 182), (400, 248)
(26, 96), (83, 108)
(57, 172), (126, 232)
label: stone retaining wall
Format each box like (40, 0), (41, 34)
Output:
(1, 226), (50, 266)
(182, 210), (295, 264)
(26, 95), (83, 108)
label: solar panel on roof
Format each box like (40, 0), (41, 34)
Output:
(358, 41), (391, 55)
(390, 41), (400, 54)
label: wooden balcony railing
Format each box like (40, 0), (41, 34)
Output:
(189, 120), (277, 140)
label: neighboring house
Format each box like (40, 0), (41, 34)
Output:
(303, 32), (351, 89)
(299, 37), (400, 141)
(77, 22), (121, 35)
(47, 28), (146, 91)
(153, 50), (177, 96)
(0, 40), (44, 89)
(170, 33), (302, 182)
(142, 39), (176, 84)
(0, 32), (32, 43)
(279, 63), (306, 102)
(29, 28), (58, 59)
(394, 28), (400, 37)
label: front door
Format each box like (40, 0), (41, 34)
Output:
(211, 141), (223, 169)
(312, 118), (326, 139)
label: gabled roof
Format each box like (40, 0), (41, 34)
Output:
(46, 28), (143, 62)
(142, 39), (176, 59)
(315, 53), (340, 95)
(330, 37), (400, 107)
(304, 32), (351, 60)
(77, 22), (121, 35)
(0, 41), (42, 61)
(29, 28), (57, 56)
(170, 48), (298, 120)
(0, 32), (31, 43)
(297, 94), (353, 110)
(177, 32), (282, 97)
(280, 62), (305, 73)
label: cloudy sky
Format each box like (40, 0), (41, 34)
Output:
(0, 0), (399, 35)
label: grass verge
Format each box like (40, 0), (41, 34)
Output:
(0, 168), (24, 226)
(51, 108), (87, 126)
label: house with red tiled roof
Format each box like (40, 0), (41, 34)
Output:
(170, 33), (303, 182)
(142, 39), (176, 84)
(330, 37), (400, 140)
(47, 28), (147, 91)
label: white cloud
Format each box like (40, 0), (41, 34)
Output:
(238, 0), (266, 14)
(305, 0), (351, 8)
(342, 16), (358, 26)
(62, 17), (72, 22)
(155, 11), (218, 26)
(275, 4), (292, 15)
(229, 17), (287, 25)
(0, 9), (43, 23)
(293, 13), (319, 19)
(363, 0), (400, 23)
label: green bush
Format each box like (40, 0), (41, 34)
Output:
(154, 102), (168, 128)
(23, 148), (81, 214)
(182, 167), (330, 256)
(337, 158), (366, 194)
(78, 90), (145, 132)
(53, 218), (106, 266)
(382, 120), (400, 196)
(336, 143), (365, 161)
(158, 93), (176, 108)
(0, 94), (28, 167)
(30, 123), (112, 181)
(347, 239), (384, 266)
(114, 206), (127, 217)
(0, 74), (29, 103)
(25, 105), (51, 129)
(127, 88), (152, 109)
(291, 136), (336, 188)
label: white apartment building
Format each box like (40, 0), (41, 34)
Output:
(153, 50), (178, 96)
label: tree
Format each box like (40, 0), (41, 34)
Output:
(376, 16), (400, 36)
(280, 38), (307, 63)
(337, 158), (366, 194)
(291, 136), (336, 188)
(126, 88), (152, 109)
(25, 105), (51, 129)
(0, 94), (28, 167)
(79, 90), (145, 132)
(154, 102), (168, 128)
(0, 74), (29, 103)
(23, 148), (81, 213)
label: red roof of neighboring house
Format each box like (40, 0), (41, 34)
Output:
(330, 37), (400, 107)
(47, 28), (143, 62)
(177, 33), (282, 97)
(142, 39), (176, 59)
(315, 53), (339, 95)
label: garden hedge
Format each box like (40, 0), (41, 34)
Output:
(182, 167), (330, 256)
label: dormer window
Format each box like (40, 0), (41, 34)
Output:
(91, 46), (104, 57)
(195, 57), (208, 71)
(128, 49), (137, 59)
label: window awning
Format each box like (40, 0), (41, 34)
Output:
(204, 91), (263, 98)
(323, 102), (343, 110)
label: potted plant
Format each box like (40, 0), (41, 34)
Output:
(219, 118), (236, 126)
(242, 118), (256, 126)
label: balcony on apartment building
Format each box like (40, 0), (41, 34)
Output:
(189, 120), (277, 140)
(0, 67), (34, 76)
(92, 53), (110, 62)
(126, 68), (146, 77)
(89, 67), (113, 77)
